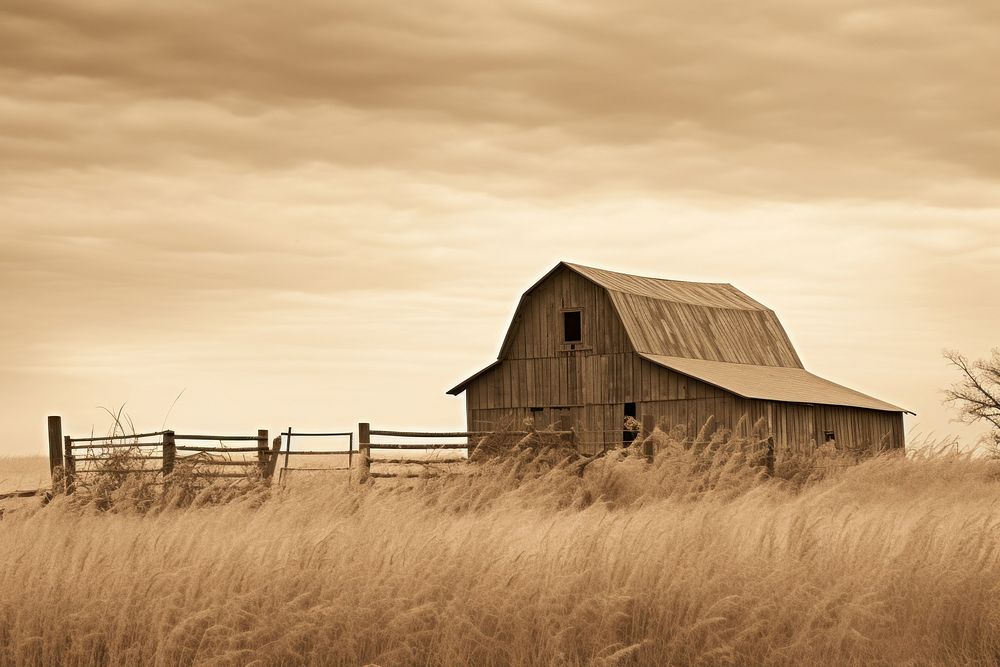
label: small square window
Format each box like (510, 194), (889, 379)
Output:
(563, 310), (582, 343)
(824, 430), (836, 443)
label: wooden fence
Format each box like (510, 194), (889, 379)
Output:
(360, 424), (476, 479)
(30, 414), (776, 498)
(49, 416), (281, 494)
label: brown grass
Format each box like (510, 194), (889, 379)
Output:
(0, 456), (50, 495)
(1, 430), (999, 666)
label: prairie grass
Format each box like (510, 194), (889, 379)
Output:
(0, 456), (50, 495)
(1, 432), (999, 666)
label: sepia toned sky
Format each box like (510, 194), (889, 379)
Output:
(2, 1), (999, 455)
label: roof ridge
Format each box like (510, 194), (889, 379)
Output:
(606, 288), (773, 312)
(563, 261), (734, 287)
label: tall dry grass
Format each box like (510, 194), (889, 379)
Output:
(0, 456), (50, 495)
(1, 431), (1000, 666)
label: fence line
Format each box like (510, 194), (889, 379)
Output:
(40, 415), (783, 495)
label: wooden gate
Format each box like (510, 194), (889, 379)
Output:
(277, 428), (354, 482)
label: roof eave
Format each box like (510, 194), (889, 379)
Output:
(446, 360), (502, 395)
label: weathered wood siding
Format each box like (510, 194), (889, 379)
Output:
(501, 267), (631, 359)
(466, 357), (905, 456)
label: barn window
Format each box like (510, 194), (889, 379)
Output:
(562, 310), (582, 343)
(530, 407), (543, 413)
(824, 430), (836, 443)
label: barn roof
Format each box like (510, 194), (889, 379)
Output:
(448, 262), (909, 413)
(504, 262), (803, 368)
(638, 354), (908, 413)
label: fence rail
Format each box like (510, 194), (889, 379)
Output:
(69, 441), (162, 451)
(369, 430), (517, 438)
(174, 434), (262, 442)
(357, 423), (576, 479)
(67, 431), (168, 443)
(175, 446), (269, 453)
(368, 443), (470, 450)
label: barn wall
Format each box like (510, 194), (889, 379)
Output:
(465, 356), (905, 455)
(464, 353), (726, 412)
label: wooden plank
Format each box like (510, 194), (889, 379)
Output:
(368, 443), (470, 450)
(63, 435), (75, 494)
(69, 441), (161, 451)
(370, 430), (509, 438)
(162, 431), (176, 475)
(173, 434), (260, 442)
(359, 422), (371, 479)
(68, 430), (167, 443)
(47, 416), (62, 483)
(0, 489), (49, 500)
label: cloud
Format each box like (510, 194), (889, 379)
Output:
(0, 0), (998, 452)
(1, 0), (999, 204)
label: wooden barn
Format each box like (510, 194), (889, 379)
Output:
(448, 262), (909, 454)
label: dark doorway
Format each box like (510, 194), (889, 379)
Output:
(554, 408), (572, 431)
(562, 310), (582, 343)
(623, 402), (638, 445)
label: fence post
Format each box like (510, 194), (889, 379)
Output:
(265, 435), (282, 482)
(257, 429), (268, 478)
(357, 422), (370, 481)
(47, 416), (63, 488)
(283, 427), (292, 472)
(63, 435), (75, 494)
(162, 431), (176, 476)
(641, 414), (655, 461)
(765, 436), (775, 477)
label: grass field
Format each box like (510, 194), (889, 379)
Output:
(1, 437), (999, 666)
(0, 456), (50, 495)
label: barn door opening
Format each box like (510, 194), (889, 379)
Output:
(623, 402), (638, 445)
(553, 408), (572, 432)
(530, 406), (545, 430)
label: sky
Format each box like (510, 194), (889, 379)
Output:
(2, 0), (999, 455)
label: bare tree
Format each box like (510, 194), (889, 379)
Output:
(944, 349), (1000, 449)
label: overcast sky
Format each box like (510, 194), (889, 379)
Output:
(2, 0), (998, 455)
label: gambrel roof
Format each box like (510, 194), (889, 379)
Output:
(449, 262), (909, 413)
(565, 263), (803, 368)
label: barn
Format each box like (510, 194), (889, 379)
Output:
(448, 262), (909, 454)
